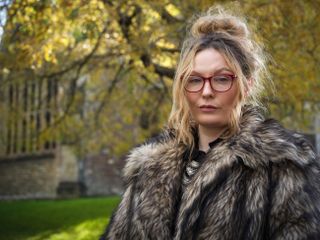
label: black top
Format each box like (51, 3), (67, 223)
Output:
(182, 137), (222, 187)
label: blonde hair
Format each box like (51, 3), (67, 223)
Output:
(168, 5), (270, 148)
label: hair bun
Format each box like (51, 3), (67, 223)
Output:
(191, 8), (249, 38)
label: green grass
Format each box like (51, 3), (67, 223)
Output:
(0, 196), (120, 240)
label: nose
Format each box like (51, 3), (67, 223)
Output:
(202, 79), (214, 97)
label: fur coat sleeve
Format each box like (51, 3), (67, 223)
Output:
(268, 157), (320, 239)
(100, 108), (320, 240)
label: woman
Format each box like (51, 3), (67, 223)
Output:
(101, 6), (320, 240)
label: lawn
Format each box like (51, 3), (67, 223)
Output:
(0, 196), (120, 240)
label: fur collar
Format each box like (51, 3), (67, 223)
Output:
(124, 105), (316, 180)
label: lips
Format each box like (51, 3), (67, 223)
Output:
(199, 105), (219, 112)
(200, 104), (218, 109)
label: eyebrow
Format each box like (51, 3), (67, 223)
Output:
(191, 67), (233, 75)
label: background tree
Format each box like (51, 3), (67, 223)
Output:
(0, 0), (319, 158)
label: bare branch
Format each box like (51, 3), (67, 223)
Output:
(94, 62), (130, 122)
(158, 47), (180, 53)
(37, 22), (109, 79)
(154, 64), (174, 79)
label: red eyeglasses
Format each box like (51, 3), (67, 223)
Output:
(184, 74), (237, 93)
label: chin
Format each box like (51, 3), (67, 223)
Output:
(197, 118), (227, 129)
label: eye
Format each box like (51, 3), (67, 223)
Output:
(213, 75), (233, 83)
(188, 76), (202, 84)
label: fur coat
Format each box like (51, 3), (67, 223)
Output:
(101, 106), (320, 240)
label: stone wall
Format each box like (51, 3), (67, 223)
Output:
(0, 152), (60, 200)
(0, 146), (81, 200)
(82, 153), (125, 196)
(56, 146), (82, 198)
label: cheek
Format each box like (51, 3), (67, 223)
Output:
(222, 86), (240, 107)
(185, 93), (198, 109)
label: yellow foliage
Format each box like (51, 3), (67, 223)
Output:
(1, 0), (320, 157)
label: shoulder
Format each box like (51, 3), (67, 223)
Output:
(259, 119), (320, 184)
(257, 118), (317, 166)
(233, 106), (318, 169)
(233, 110), (320, 208)
(123, 129), (178, 181)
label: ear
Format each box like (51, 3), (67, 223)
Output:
(245, 77), (253, 97)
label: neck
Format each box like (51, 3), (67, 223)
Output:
(198, 125), (225, 152)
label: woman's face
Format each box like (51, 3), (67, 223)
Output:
(185, 48), (239, 130)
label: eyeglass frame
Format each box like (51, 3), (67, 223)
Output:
(184, 74), (237, 93)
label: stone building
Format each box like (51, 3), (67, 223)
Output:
(0, 145), (125, 200)
(0, 76), (78, 199)
(0, 76), (124, 200)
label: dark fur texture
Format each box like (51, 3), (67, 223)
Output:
(101, 106), (320, 240)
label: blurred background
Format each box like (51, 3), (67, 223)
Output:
(0, 0), (319, 239)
